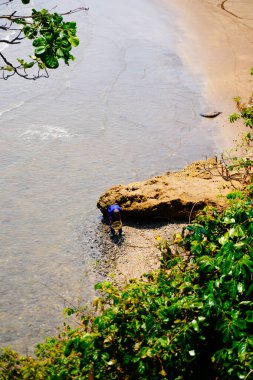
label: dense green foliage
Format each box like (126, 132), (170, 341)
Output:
(19, 9), (79, 70)
(0, 1), (85, 79)
(1, 193), (252, 379)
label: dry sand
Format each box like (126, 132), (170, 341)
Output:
(100, 0), (253, 285)
(166, 0), (253, 147)
(172, 0), (253, 101)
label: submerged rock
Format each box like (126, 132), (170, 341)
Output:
(97, 158), (232, 221)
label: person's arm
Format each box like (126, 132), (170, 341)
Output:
(117, 206), (122, 220)
(108, 209), (113, 225)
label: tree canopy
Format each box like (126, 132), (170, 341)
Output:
(0, 0), (88, 80)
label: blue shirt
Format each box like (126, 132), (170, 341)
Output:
(108, 204), (122, 218)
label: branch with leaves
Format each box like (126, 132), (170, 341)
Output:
(0, 0), (88, 79)
(201, 82), (253, 190)
(202, 152), (253, 190)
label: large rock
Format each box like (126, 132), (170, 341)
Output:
(97, 159), (232, 221)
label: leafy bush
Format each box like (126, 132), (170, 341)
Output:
(1, 195), (253, 379)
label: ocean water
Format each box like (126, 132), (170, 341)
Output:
(0, 0), (216, 352)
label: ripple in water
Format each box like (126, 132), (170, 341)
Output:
(21, 125), (71, 140)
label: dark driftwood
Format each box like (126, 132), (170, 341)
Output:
(199, 111), (222, 118)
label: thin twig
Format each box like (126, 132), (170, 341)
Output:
(0, 7), (88, 20)
(244, 369), (253, 380)
(189, 202), (201, 224)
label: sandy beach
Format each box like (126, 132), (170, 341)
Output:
(169, 0), (253, 146)
(173, 0), (253, 101)
(105, 0), (253, 285)
(98, 221), (185, 285)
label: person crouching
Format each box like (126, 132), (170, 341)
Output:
(108, 204), (123, 237)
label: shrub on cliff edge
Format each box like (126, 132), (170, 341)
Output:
(1, 192), (252, 380)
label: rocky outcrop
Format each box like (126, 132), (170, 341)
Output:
(97, 159), (233, 221)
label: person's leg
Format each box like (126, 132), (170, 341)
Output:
(110, 226), (115, 237)
(119, 228), (124, 236)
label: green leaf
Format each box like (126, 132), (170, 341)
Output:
(4, 65), (14, 72)
(68, 36), (80, 47)
(42, 53), (59, 69)
(229, 113), (240, 123)
(238, 343), (247, 356)
(14, 18), (26, 25)
(237, 283), (244, 294)
(56, 48), (65, 58)
(191, 319), (199, 332)
(33, 38), (46, 47)
(23, 26), (37, 39)
(66, 21), (77, 30)
(23, 62), (35, 69)
(234, 225), (245, 237)
(219, 235), (228, 245)
(35, 46), (47, 55)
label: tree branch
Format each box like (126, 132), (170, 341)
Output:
(0, 3), (88, 80)
(0, 0), (14, 5)
(0, 52), (49, 80)
(0, 7), (89, 20)
(0, 30), (24, 44)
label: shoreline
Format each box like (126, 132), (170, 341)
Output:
(158, 0), (253, 148)
(2, 0), (252, 353)
(98, 157), (231, 285)
(103, 0), (253, 284)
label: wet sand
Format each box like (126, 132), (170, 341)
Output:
(167, 0), (253, 146)
(105, 0), (253, 284)
(98, 221), (185, 286)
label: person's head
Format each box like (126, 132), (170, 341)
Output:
(112, 209), (121, 221)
